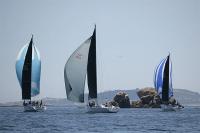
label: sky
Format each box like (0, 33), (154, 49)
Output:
(0, 0), (200, 102)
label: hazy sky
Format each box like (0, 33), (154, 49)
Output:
(0, 0), (200, 102)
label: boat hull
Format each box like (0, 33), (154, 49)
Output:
(24, 104), (46, 112)
(87, 105), (119, 113)
(161, 104), (182, 112)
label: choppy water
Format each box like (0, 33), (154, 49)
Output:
(0, 106), (200, 133)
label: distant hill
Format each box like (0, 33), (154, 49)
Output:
(0, 89), (200, 106)
(173, 89), (200, 106)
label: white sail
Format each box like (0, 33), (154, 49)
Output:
(64, 26), (119, 113)
(64, 38), (91, 102)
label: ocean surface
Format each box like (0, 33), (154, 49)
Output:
(0, 105), (200, 133)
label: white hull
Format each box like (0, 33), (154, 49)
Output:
(24, 104), (46, 112)
(161, 104), (182, 112)
(87, 105), (119, 113)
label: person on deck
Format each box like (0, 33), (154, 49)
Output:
(23, 100), (27, 106)
(89, 101), (95, 107)
(40, 100), (42, 107)
(32, 101), (35, 106)
(36, 101), (39, 106)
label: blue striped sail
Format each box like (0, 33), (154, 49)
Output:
(16, 40), (41, 97)
(154, 55), (173, 98)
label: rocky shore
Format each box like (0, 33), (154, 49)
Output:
(106, 87), (183, 108)
(131, 87), (161, 108)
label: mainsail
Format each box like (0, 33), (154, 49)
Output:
(16, 36), (41, 100)
(64, 26), (97, 103)
(154, 55), (173, 100)
(22, 38), (32, 99)
(87, 26), (97, 100)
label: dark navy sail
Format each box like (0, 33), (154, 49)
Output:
(162, 55), (170, 102)
(87, 26), (97, 99)
(22, 38), (33, 99)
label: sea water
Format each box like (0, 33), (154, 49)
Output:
(0, 106), (200, 133)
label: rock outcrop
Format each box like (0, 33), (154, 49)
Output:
(130, 87), (183, 108)
(131, 87), (161, 108)
(130, 100), (143, 108)
(137, 87), (157, 99)
(113, 92), (130, 108)
(110, 87), (183, 108)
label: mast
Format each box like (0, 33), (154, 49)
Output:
(22, 36), (33, 100)
(87, 25), (97, 99)
(162, 55), (170, 103)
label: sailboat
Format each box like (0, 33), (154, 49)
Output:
(16, 35), (46, 112)
(154, 54), (183, 111)
(64, 26), (119, 113)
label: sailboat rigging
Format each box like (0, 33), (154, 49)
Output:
(154, 54), (183, 111)
(64, 25), (119, 113)
(16, 35), (46, 112)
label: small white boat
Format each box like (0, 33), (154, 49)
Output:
(87, 104), (119, 113)
(24, 104), (46, 112)
(161, 104), (182, 112)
